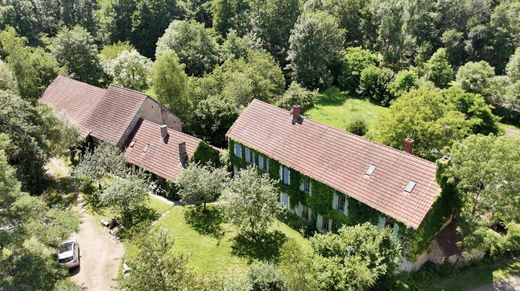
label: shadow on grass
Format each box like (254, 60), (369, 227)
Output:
(184, 206), (225, 240)
(42, 176), (79, 208)
(231, 230), (287, 262)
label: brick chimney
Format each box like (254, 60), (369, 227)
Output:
(178, 142), (188, 167)
(404, 138), (414, 154)
(291, 105), (301, 121)
(160, 124), (168, 141)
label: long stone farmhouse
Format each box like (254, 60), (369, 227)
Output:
(40, 75), (219, 182)
(226, 99), (453, 270)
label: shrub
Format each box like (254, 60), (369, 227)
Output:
(339, 47), (380, 92)
(358, 65), (394, 105)
(388, 69), (418, 97)
(346, 118), (368, 136)
(275, 82), (320, 111)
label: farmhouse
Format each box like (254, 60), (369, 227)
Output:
(40, 76), (219, 182)
(226, 99), (441, 233)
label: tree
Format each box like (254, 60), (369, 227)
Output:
(387, 69), (418, 98)
(358, 65), (394, 105)
(489, 0), (520, 74)
(506, 47), (520, 83)
(73, 142), (128, 181)
(443, 86), (500, 135)
(219, 29), (258, 62)
(374, 86), (470, 160)
(279, 240), (320, 291)
(311, 224), (401, 291)
(99, 41), (135, 61)
(176, 163), (229, 211)
(444, 135), (520, 255)
(317, 0), (370, 47)
(123, 230), (197, 290)
(47, 25), (104, 85)
(104, 49), (152, 91)
(151, 51), (189, 119)
(211, 0), (252, 36)
(423, 48), (453, 88)
(184, 96), (239, 148)
(346, 118), (368, 136)
(455, 61), (496, 99)
(220, 166), (281, 239)
(287, 12), (345, 89)
(248, 261), (288, 291)
(252, 0), (300, 65)
(156, 20), (219, 76)
(338, 47), (380, 92)
(130, 0), (186, 58)
(275, 82), (320, 111)
(0, 27), (59, 99)
(0, 59), (18, 93)
(0, 90), (79, 193)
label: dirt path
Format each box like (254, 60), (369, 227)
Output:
(70, 204), (124, 290)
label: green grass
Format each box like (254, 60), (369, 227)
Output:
(304, 87), (388, 134)
(500, 122), (520, 138)
(147, 195), (173, 215)
(125, 204), (312, 275)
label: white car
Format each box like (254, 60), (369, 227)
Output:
(57, 239), (80, 269)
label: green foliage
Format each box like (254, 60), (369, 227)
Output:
(185, 96), (240, 148)
(248, 261), (288, 291)
(311, 223), (402, 291)
(99, 41), (135, 61)
(443, 86), (501, 135)
(338, 47), (380, 92)
(445, 135), (520, 255)
(346, 118), (368, 136)
(252, 0), (301, 65)
(211, 0), (252, 36)
(275, 82), (320, 111)
(103, 49), (151, 90)
(455, 61), (496, 99)
(374, 86), (470, 160)
(221, 166), (281, 238)
(219, 29), (258, 62)
(151, 51), (189, 119)
(47, 25), (105, 85)
(287, 11), (345, 89)
(0, 59), (18, 93)
(423, 48), (453, 88)
(73, 142), (127, 181)
(506, 47), (520, 83)
(279, 240), (319, 291)
(0, 91), (79, 194)
(191, 141), (222, 166)
(123, 230), (197, 290)
(156, 20), (219, 76)
(388, 69), (418, 97)
(358, 65), (394, 105)
(0, 27), (60, 99)
(176, 162), (229, 210)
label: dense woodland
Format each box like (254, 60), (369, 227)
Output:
(1, 0), (520, 290)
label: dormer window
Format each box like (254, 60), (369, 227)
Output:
(404, 181), (416, 193)
(366, 164), (376, 176)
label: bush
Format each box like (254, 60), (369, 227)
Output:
(388, 69), (418, 97)
(248, 261), (288, 291)
(358, 65), (394, 105)
(275, 82), (320, 111)
(339, 47), (380, 92)
(346, 118), (368, 136)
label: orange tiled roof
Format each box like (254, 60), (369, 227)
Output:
(124, 119), (201, 181)
(226, 99), (440, 229)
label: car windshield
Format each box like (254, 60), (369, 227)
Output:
(59, 242), (74, 253)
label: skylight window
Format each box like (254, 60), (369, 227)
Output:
(130, 139), (136, 147)
(404, 181), (416, 193)
(366, 164), (376, 176)
(143, 144), (150, 153)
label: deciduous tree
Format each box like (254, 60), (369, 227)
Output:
(455, 61), (496, 99)
(423, 48), (453, 88)
(338, 47), (380, 92)
(104, 49), (151, 91)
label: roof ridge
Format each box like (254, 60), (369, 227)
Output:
(55, 75), (107, 92)
(141, 119), (202, 143)
(250, 99), (436, 166)
(108, 84), (149, 97)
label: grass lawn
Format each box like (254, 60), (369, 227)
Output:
(500, 122), (520, 138)
(304, 87), (388, 134)
(125, 203), (312, 275)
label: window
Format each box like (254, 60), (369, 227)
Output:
(234, 144), (242, 158)
(258, 155), (269, 172)
(244, 147), (251, 163)
(300, 179), (310, 194)
(337, 194), (346, 212)
(366, 164), (376, 176)
(302, 205), (308, 220)
(280, 192), (289, 208)
(322, 216), (329, 231)
(404, 181), (416, 193)
(280, 166), (290, 185)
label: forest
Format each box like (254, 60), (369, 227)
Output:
(1, 0), (520, 290)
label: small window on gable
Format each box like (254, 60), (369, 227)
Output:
(366, 164), (376, 176)
(404, 181), (416, 193)
(143, 144), (150, 153)
(130, 139), (136, 147)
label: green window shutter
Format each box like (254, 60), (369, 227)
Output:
(332, 192), (338, 210)
(316, 214), (323, 231)
(344, 197), (349, 216)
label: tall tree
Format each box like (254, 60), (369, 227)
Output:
(311, 223), (401, 291)
(103, 49), (152, 91)
(374, 86), (470, 160)
(211, 0), (252, 37)
(47, 25), (104, 85)
(156, 20), (219, 76)
(151, 51), (189, 119)
(455, 61), (496, 99)
(506, 47), (520, 83)
(176, 163), (229, 211)
(423, 48), (453, 88)
(220, 166), (281, 239)
(287, 12), (345, 89)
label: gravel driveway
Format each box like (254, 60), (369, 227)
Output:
(70, 205), (124, 290)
